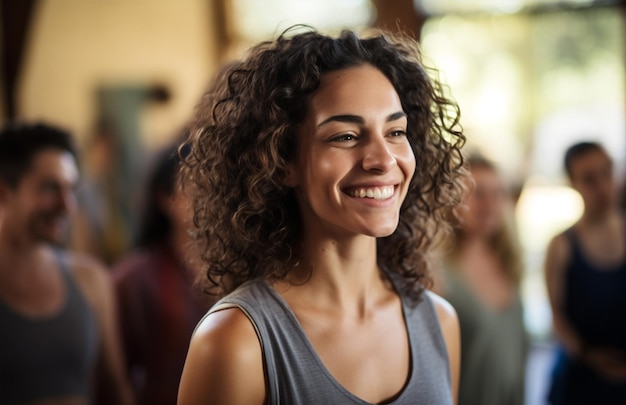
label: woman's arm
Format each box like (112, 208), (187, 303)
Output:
(178, 308), (266, 405)
(544, 234), (585, 356)
(430, 293), (461, 405)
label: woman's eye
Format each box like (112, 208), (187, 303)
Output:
(330, 134), (357, 142)
(389, 130), (407, 137)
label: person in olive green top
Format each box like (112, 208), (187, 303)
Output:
(435, 155), (529, 405)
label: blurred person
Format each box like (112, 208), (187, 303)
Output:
(435, 155), (528, 405)
(71, 120), (134, 266)
(178, 27), (466, 405)
(72, 85), (170, 266)
(545, 141), (626, 404)
(0, 122), (134, 405)
(113, 141), (212, 405)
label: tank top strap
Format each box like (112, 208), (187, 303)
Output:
(51, 249), (92, 318)
(563, 227), (585, 266)
(52, 248), (80, 291)
(207, 277), (453, 404)
(564, 227), (577, 249)
(52, 247), (70, 274)
(564, 224), (626, 272)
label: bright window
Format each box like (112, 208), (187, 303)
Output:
(420, 5), (626, 338)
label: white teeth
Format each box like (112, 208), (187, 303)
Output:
(349, 186), (394, 200)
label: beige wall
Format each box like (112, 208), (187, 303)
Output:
(18, 0), (219, 148)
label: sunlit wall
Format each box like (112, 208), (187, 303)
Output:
(19, 0), (218, 148)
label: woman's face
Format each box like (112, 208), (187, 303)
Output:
(285, 64), (416, 239)
(461, 166), (506, 238)
(569, 149), (616, 216)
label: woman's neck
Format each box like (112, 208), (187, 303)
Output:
(457, 233), (491, 255)
(580, 206), (620, 227)
(279, 235), (389, 318)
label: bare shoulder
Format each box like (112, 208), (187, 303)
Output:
(426, 290), (458, 331)
(178, 307), (265, 405)
(188, 307), (263, 366)
(425, 290), (460, 354)
(425, 290), (460, 402)
(62, 251), (111, 302)
(546, 231), (569, 257)
(545, 231), (571, 275)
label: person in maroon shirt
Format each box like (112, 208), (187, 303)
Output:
(113, 142), (212, 405)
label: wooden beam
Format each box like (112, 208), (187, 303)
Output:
(371, 0), (426, 40)
(1, 0), (37, 119)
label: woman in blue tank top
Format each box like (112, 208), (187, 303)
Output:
(178, 27), (467, 405)
(545, 142), (626, 405)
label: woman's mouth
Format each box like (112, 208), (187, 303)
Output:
(346, 185), (395, 200)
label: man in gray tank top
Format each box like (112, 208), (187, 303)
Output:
(0, 123), (134, 405)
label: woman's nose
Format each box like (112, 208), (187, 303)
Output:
(361, 135), (396, 173)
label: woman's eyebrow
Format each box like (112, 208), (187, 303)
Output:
(318, 114), (363, 128)
(386, 111), (407, 122)
(317, 111), (406, 128)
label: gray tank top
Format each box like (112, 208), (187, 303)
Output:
(0, 250), (99, 403)
(206, 278), (453, 404)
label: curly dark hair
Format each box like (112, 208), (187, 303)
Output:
(182, 27), (466, 302)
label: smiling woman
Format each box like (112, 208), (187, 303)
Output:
(178, 27), (467, 405)
(284, 65), (416, 239)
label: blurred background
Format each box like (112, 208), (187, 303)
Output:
(1, 0), (625, 403)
